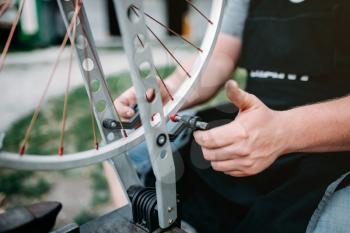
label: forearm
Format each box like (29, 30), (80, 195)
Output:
(165, 34), (241, 109)
(281, 96), (350, 154)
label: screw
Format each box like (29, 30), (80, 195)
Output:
(103, 119), (119, 130)
(111, 121), (117, 128)
(156, 134), (167, 147)
(169, 219), (174, 224)
(167, 207), (173, 212)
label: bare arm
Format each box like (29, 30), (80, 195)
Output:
(165, 34), (242, 109)
(115, 33), (242, 118)
(283, 96), (350, 153)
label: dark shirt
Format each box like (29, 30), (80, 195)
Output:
(180, 1), (350, 233)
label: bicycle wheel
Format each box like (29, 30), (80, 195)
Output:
(0, 0), (224, 171)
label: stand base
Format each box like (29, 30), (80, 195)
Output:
(77, 205), (186, 233)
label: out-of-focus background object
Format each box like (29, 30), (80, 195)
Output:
(0, 0), (212, 49)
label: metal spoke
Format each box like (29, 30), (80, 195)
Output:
(59, 0), (79, 156)
(147, 25), (191, 78)
(0, 0), (26, 73)
(19, 2), (83, 155)
(185, 0), (213, 24)
(132, 5), (203, 52)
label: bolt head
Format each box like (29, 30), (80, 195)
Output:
(156, 134), (167, 147)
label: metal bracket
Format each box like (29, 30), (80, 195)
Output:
(113, 0), (178, 229)
(57, 0), (141, 196)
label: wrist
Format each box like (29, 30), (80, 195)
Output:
(277, 108), (309, 155)
(276, 110), (300, 156)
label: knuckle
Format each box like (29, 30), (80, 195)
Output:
(243, 159), (254, 168)
(200, 137), (209, 145)
(245, 166), (258, 176)
(198, 134), (210, 146)
(236, 124), (249, 139)
(238, 147), (250, 157)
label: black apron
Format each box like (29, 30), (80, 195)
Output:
(240, 0), (350, 110)
(178, 1), (350, 233)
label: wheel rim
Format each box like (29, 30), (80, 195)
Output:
(0, 0), (224, 171)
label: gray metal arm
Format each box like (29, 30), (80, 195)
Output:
(57, 0), (141, 199)
(113, 0), (178, 228)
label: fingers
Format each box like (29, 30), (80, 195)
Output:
(193, 121), (247, 149)
(202, 144), (248, 161)
(225, 80), (259, 110)
(114, 89), (137, 119)
(114, 101), (135, 119)
(211, 159), (253, 173)
(224, 171), (247, 177)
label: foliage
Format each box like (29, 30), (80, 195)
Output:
(0, 170), (50, 198)
(90, 165), (110, 206)
(74, 209), (98, 225)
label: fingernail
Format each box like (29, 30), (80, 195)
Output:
(226, 80), (238, 88)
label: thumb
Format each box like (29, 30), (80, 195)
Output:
(225, 80), (258, 110)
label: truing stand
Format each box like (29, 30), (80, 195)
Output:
(58, 0), (178, 231)
(113, 0), (178, 229)
(57, 0), (210, 232)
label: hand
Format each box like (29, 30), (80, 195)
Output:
(194, 80), (288, 177)
(0, 0), (11, 16)
(114, 78), (174, 119)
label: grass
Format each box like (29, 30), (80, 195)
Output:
(0, 170), (50, 198)
(74, 209), (98, 225)
(90, 165), (110, 206)
(3, 67), (175, 155)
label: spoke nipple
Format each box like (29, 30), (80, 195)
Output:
(19, 145), (26, 156)
(208, 20), (214, 25)
(59, 147), (64, 156)
(123, 130), (128, 138)
(95, 142), (99, 150)
(170, 114), (178, 122)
